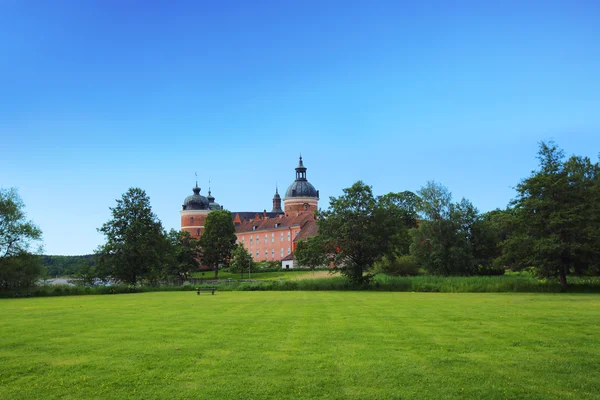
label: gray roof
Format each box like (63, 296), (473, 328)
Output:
(183, 186), (210, 210)
(285, 180), (318, 198)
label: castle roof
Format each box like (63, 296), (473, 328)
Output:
(284, 156), (319, 199)
(235, 213), (314, 234)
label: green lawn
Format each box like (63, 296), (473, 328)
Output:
(1, 292), (599, 399)
(191, 270), (320, 280)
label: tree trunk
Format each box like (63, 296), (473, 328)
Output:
(559, 267), (568, 290)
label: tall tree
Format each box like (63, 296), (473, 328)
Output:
(317, 181), (409, 284)
(229, 244), (253, 277)
(199, 210), (237, 279)
(294, 235), (328, 272)
(164, 229), (202, 281)
(410, 182), (493, 275)
(501, 141), (600, 288)
(96, 188), (168, 285)
(0, 188), (43, 289)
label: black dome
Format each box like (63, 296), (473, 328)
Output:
(284, 156), (319, 199)
(285, 180), (318, 198)
(183, 186), (210, 210)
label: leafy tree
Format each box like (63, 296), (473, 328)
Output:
(294, 235), (328, 273)
(0, 188), (43, 289)
(317, 181), (409, 284)
(164, 229), (202, 281)
(74, 260), (97, 286)
(200, 210), (237, 279)
(500, 142), (600, 288)
(410, 182), (500, 276)
(377, 191), (420, 256)
(96, 188), (169, 285)
(229, 244), (253, 277)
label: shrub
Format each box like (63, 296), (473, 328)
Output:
(373, 255), (420, 276)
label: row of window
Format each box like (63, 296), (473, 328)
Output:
(252, 247), (292, 259)
(241, 231), (295, 245)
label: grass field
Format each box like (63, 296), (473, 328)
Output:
(1, 292), (599, 399)
(191, 270), (327, 280)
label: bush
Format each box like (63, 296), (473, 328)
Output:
(373, 255), (420, 276)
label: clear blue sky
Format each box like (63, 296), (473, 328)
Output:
(1, 1), (599, 255)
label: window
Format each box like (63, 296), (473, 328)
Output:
(190, 217), (194, 223)
(287, 247), (291, 255)
(280, 232), (283, 242)
(256, 234), (259, 242)
(264, 234), (268, 244)
(287, 232), (291, 241)
(271, 233), (274, 242)
(280, 248), (283, 257)
(256, 249), (259, 257)
(294, 230), (299, 238)
(265, 249), (268, 258)
(271, 249), (275, 258)
(197, 229), (201, 236)
(250, 236), (253, 245)
(242, 237), (245, 245)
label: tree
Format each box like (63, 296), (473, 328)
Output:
(409, 182), (498, 276)
(229, 244), (253, 277)
(316, 181), (410, 284)
(294, 235), (328, 273)
(164, 230), (202, 281)
(0, 188), (43, 289)
(500, 141), (600, 288)
(96, 188), (169, 285)
(199, 210), (237, 279)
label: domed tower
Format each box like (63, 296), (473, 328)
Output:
(180, 182), (211, 238)
(207, 187), (223, 210)
(271, 186), (284, 214)
(283, 155), (319, 216)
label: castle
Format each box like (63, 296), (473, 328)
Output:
(180, 156), (319, 265)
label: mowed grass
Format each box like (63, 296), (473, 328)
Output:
(191, 270), (325, 280)
(1, 292), (599, 399)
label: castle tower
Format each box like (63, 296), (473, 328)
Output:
(283, 155), (319, 216)
(180, 182), (211, 238)
(271, 186), (284, 213)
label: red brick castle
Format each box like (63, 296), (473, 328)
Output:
(180, 156), (319, 262)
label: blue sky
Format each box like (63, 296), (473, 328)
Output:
(1, 1), (599, 255)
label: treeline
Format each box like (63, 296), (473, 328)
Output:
(42, 255), (96, 277)
(295, 141), (600, 289)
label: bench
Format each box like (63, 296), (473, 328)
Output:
(196, 287), (217, 295)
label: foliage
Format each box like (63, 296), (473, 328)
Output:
(96, 188), (169, 285)
(0, 188), (43, 289)
(373, 254), (420, 276)
(164, 230), (202, 280)
(199, 210), (237, 279)
(42, 254), (96, 277)
(409, 181), (502, 276)
(294, 235), (328, 271)
(500, 141), (600, 288)
(229, 244), (254, 274)
(316, 181), (417, 284)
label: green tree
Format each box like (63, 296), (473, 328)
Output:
(410, 182), (495, 276)
(164, 229), (202, 281)
(500, 142), (600, 288)
(199, 210), (237, 279)
(294, 235), (328, 273)
(229, 244), (253, 277)
(317, 181), (409, 284)
(0, 188), (43, 289)
(96, 188), (169, 285)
